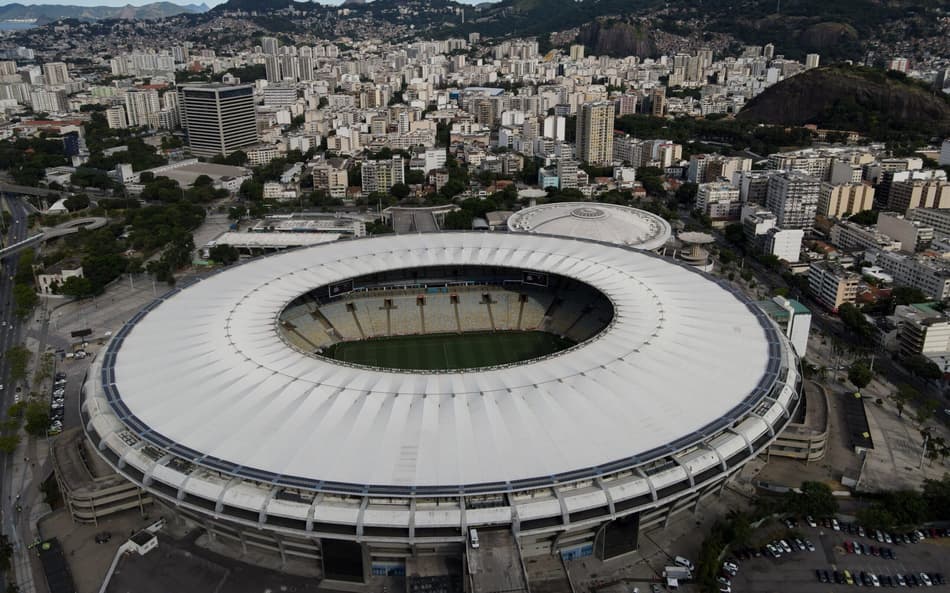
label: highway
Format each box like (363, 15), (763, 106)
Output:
(0, 193), (37, 592)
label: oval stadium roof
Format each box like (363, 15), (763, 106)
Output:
(106, 232), (775, 492)
(506, 202), (672, 251)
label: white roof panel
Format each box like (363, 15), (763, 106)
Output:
(109, 232), (777, 492)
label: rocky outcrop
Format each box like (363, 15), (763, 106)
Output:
(575, 19), (657, 59)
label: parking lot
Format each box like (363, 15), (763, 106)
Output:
(729, 520), (950, 592)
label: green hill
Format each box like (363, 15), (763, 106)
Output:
(736, 65), (950, 139)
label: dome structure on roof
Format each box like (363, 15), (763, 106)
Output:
(506, 202), (672, 251)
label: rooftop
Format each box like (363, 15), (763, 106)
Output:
(506, 202), (672, 251)
(104, 232), (783, 492)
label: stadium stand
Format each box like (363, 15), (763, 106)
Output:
(389, 296), (423, 335)
(281, 274), (612, 350)
(520, 293), (552, 330)
(422, 296), (458, 334)
(457, 292), (492, 332)
(319, 302), (362, 341)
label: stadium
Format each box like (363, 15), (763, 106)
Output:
(505, 202), (672, 251)
(81, 232), (801, 583)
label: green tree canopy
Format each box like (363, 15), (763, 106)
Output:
(848, 361), (873, 389)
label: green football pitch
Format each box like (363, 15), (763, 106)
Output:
(321, 331), (575, 371)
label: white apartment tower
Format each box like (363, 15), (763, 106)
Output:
(766, 171), (821, 230)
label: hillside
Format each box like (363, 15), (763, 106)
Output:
(0, 2), (207, 22)
(575, 18), (657, 58)
(736, 66), (950, 138)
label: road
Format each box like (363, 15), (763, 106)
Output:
(0, 193), (37, 592)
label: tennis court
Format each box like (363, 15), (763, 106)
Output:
(322, 331), (575, 371)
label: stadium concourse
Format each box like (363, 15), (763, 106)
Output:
(81, 232), (801, 585)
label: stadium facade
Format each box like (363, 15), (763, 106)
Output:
(82, 232), (800, 580)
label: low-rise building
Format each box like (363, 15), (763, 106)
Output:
(906, 208), (950, 239)
(37, 259), (83, 294)
(829, 220), (902, 253)
(894, 303), (950, 358)
(742, 208), (803, 262)
(866, 251), (950, 301)
(695, 182), (741, 220)
(808, 261), (859, 312)
(262, 182), (298, 201)
(876, 212), (933, 253)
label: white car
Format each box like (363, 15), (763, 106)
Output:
(920, 573), (932, 587)
(806, 515), (817, 527)
(832, 518), (840, 531)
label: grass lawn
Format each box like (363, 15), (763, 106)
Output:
(321, 331), (574, 371)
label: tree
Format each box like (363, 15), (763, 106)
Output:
(724, 223), (746, 245)
(675, 182), (698, 205)
(5, 346), (30, 382)
(856, 506), (895, 531)
(891, 286), (927, 306)
(390, 183), (410, 201)
(837, 303), (875, 344)
(23, 401), (50, 436)
(784, 481), (838, 517)
(228, 205), (246, 220)
(239, 179), (263, 202)
(208, 244), (239, 265)
(63, 193), (90, 212)
(903, 354), (943, 381)
(405, 169), (425, 185)
(13, 283), (37, 320)
(849, 210), (879, 226)
(59, 276), (94, 298)
(193, 174), (214, 187)
(0, 434), (20, 454)
(915, 399), (938, 425)
(442, 209), (474, 230)
(848, 361), (873, 389)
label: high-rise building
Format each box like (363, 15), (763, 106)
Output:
(817, 182), (875, 219)
(180, 84), (258, 158)
(264, 55), (281, 83)
(766, 171), (821, 230)
(261, 37), (279, 56)
(569, 44), (585, 61)
(575, 101), (614, 166)
(805, 54), (820, 69)
(888, 179), (950, 212)
(650, 87), (666, 117)
(542, 115), (565, 141)
(556, 159), (579, 189)
(361, 156), (405, 196)
(614, 94), (638, 116)
(262, 84), (297, 107)
(106, 106), (128, 129)
(41, 61), (69, 85)
(124, 89), (161, 128)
